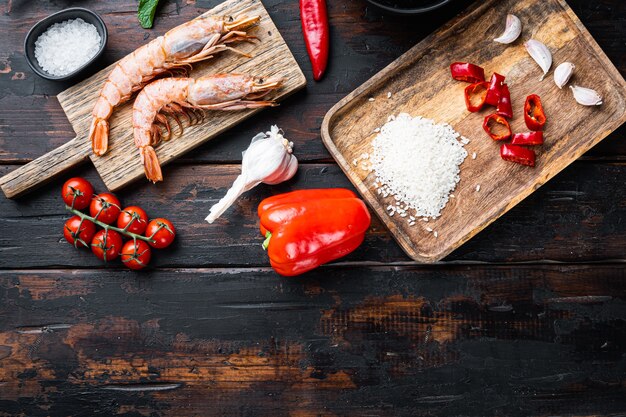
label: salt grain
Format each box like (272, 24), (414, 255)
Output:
(461, 137), (470, 145)
(434, 231), (438, 238)
(475, 184), (481, 192)
(369, 97), (375, 102)
(387, 92), (392, 98)
(472, 152), (477, 160)
(426, 227), (433, 232)
(34, 18), (101, 77)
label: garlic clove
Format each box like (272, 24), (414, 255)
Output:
(554, 62), (575, 89)
(494, 14), (522, 44)
(570, 85), (603, 106)
(265, 156), (298, 185)
(525, 39), (552, 80)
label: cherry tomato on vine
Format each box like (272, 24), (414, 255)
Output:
(121, 240), (152, 270)
(90, 193), (121, 225)
(117, 206), (148, 235)
(62, 177), (94, 210)
(63, 216), (96, 248)
(145, 218), (176, 249)
(91, 229), (123, 262)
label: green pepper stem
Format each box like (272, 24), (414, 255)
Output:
(65, 205), (154, 244)
(262, 231), (272, 250)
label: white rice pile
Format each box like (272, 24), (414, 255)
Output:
(367, 113), (468, 219)
(34, 18), (101, 76)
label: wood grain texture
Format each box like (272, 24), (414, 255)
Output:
(0, 0), (623, 164)
(0, 1), (625, 415)
(0, 0), (305, 198)
(0, 265), (624, 416)
(4, 160), (626, 268)
(322, 0), (626, 263)
(0, 134), (91, 199)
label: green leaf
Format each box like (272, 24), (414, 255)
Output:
(138, 0), (160, 29)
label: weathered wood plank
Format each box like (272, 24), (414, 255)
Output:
(2, 161), (626, 268)
(1, 1), (625, 416)
(1, 0), (624, 165)
(0, 265), (624, 416)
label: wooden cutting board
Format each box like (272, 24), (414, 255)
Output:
(321, 0), (626, 263)
(0, 0), (305, 199)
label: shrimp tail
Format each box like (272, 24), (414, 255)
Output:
(141, 146), (163, 183)
(90, 118), (109, 156)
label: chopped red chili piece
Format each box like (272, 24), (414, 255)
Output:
(485, 73), (506, 106)
(524, 94), (546, 131)
(496, 83), (513, 119)
(511, 131), (544, 146)
(483, 113), (512, 141)
(450, 62), (486, 83)
(464, 81), (489, 112)
(500, 144), (536, 167)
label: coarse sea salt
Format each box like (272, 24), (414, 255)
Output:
(34, 18), (101, 76)
(366, 113), (467, 219)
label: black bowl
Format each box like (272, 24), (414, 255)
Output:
(24, 7), (107, 81)
(366, 0), (452, 14)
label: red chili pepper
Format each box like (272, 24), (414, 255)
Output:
(483, 113), (512, 141)
(464, 81), (489, 112)
(496, 83), (513, 119)
(450, 62), (485, 83)
(511, 131), (544, 146)
(484, 73), (506, 106)
(300, 0), (329, 81)
(500, 144), (536, 167)
(258, 189), (371, 277)
(524, 94), (547, 131)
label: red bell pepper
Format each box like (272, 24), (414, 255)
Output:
(258, 189), (371, 277)
(258, 188), (356, 236)
(483, 113), (512, 141)
(464, 81), (489, 112)
(496, 83), (513, 118)
(524, 94), (546, 131)
(511, 131), (544, 146)
(300, 0), (329, 81)
(500, 144), (536, 167)
(484, 73), (506, 106)
(450, 62), (485, 83)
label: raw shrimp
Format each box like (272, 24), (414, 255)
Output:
(132, 73), (283, 183)
(89, 14), (260, 156)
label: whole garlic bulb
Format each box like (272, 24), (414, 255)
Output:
(206, 126), (298, 224)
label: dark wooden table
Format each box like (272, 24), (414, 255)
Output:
(1, 0), (625, 415)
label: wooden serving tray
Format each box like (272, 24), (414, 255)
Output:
(0, 0), (305, 198)
(321, 0), (626, 263)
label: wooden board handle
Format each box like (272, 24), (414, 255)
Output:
(0, 137), (90, 199)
